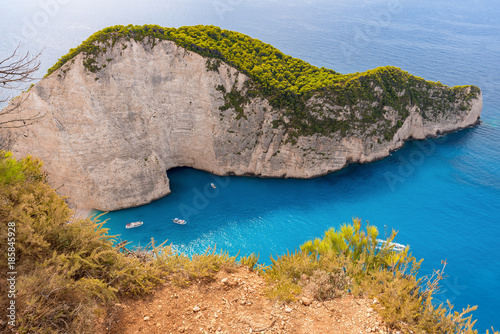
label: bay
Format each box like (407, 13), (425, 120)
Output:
(1, 0), (499, 330)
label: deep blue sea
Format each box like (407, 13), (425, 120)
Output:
(1, 0), (499, 331)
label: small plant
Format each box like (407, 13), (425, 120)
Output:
(239, 253), (259, 270)
(263, 250), (320, 301)
(265, 279), (301, 302)
(303, 269), (348, 300)
(163, 245), (238, 287)
(205, 58), (221, 73)
(216, 82), (249, 120)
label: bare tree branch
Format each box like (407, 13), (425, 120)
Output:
(0, 45), (42, 99)
(0, 93), (44, 128)
(0, 46), (44, 149)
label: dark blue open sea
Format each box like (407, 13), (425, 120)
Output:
(1, 0), (499, 331)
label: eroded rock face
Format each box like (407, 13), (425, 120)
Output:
(4, 40), (482, 211)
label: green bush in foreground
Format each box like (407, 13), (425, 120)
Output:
(0, 151), (236, 333)
(0, 152), (497, 333)
(264, 219), (498, 334)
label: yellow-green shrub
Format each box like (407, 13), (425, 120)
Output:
(0, 152), (237, 333)
(264, 218), (495, 334)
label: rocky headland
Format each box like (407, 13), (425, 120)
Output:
(3, 25), (482, 211)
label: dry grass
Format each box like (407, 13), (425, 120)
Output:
(263, 218), (496, 334)
(1, 153), (497, 333)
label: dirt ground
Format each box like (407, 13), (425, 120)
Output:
(100, 266), (395, 334)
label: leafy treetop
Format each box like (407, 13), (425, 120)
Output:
(46, 24), (356, 95)
(45, 25), (480, 141)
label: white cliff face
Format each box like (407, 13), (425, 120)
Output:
(5, 40), (482, 211)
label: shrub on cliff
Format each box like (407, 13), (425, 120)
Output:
(44, 25), (481, 141)
(1, 152), (496, 333)
(264, 218), (496, 334)
(0, 151), (236, 333)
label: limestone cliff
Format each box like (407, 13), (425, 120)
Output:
(3, 28), (482, 211)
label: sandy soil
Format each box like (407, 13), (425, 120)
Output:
(98, 266), (395, 334)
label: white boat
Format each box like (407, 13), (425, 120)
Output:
(211, 183), (216, 189)
(126, 221), (143, 229)
(376, 239), (406, 252)
(172, 218), (186, 225)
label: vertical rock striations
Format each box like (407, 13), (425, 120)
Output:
(3, 29), (482, 211)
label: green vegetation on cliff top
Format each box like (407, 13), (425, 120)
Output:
(46, 24), (479, 94)
(46, 25), (480, 141)
(46, 24), (350, 94)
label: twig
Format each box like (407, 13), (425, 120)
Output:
(253, 319), (277, 332)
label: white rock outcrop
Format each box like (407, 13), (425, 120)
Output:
(4, 39), (482, 211)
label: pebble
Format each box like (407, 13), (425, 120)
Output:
(301, 297), (313, 306)
(143, 316), (150, 321)
(285, 307), (293, 313)
(193, 305), (201, 312)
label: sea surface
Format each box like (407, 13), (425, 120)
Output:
(1, 0), (499, 331)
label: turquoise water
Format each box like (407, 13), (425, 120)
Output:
(2, 0), (499, 331)
(100, 128), (500, 331)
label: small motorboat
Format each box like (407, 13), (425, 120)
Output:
(172, 218), (186, 225)
(211, 183), (216, 189)
(376, 239), (406, 252)
(126, 221), (143, 229)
